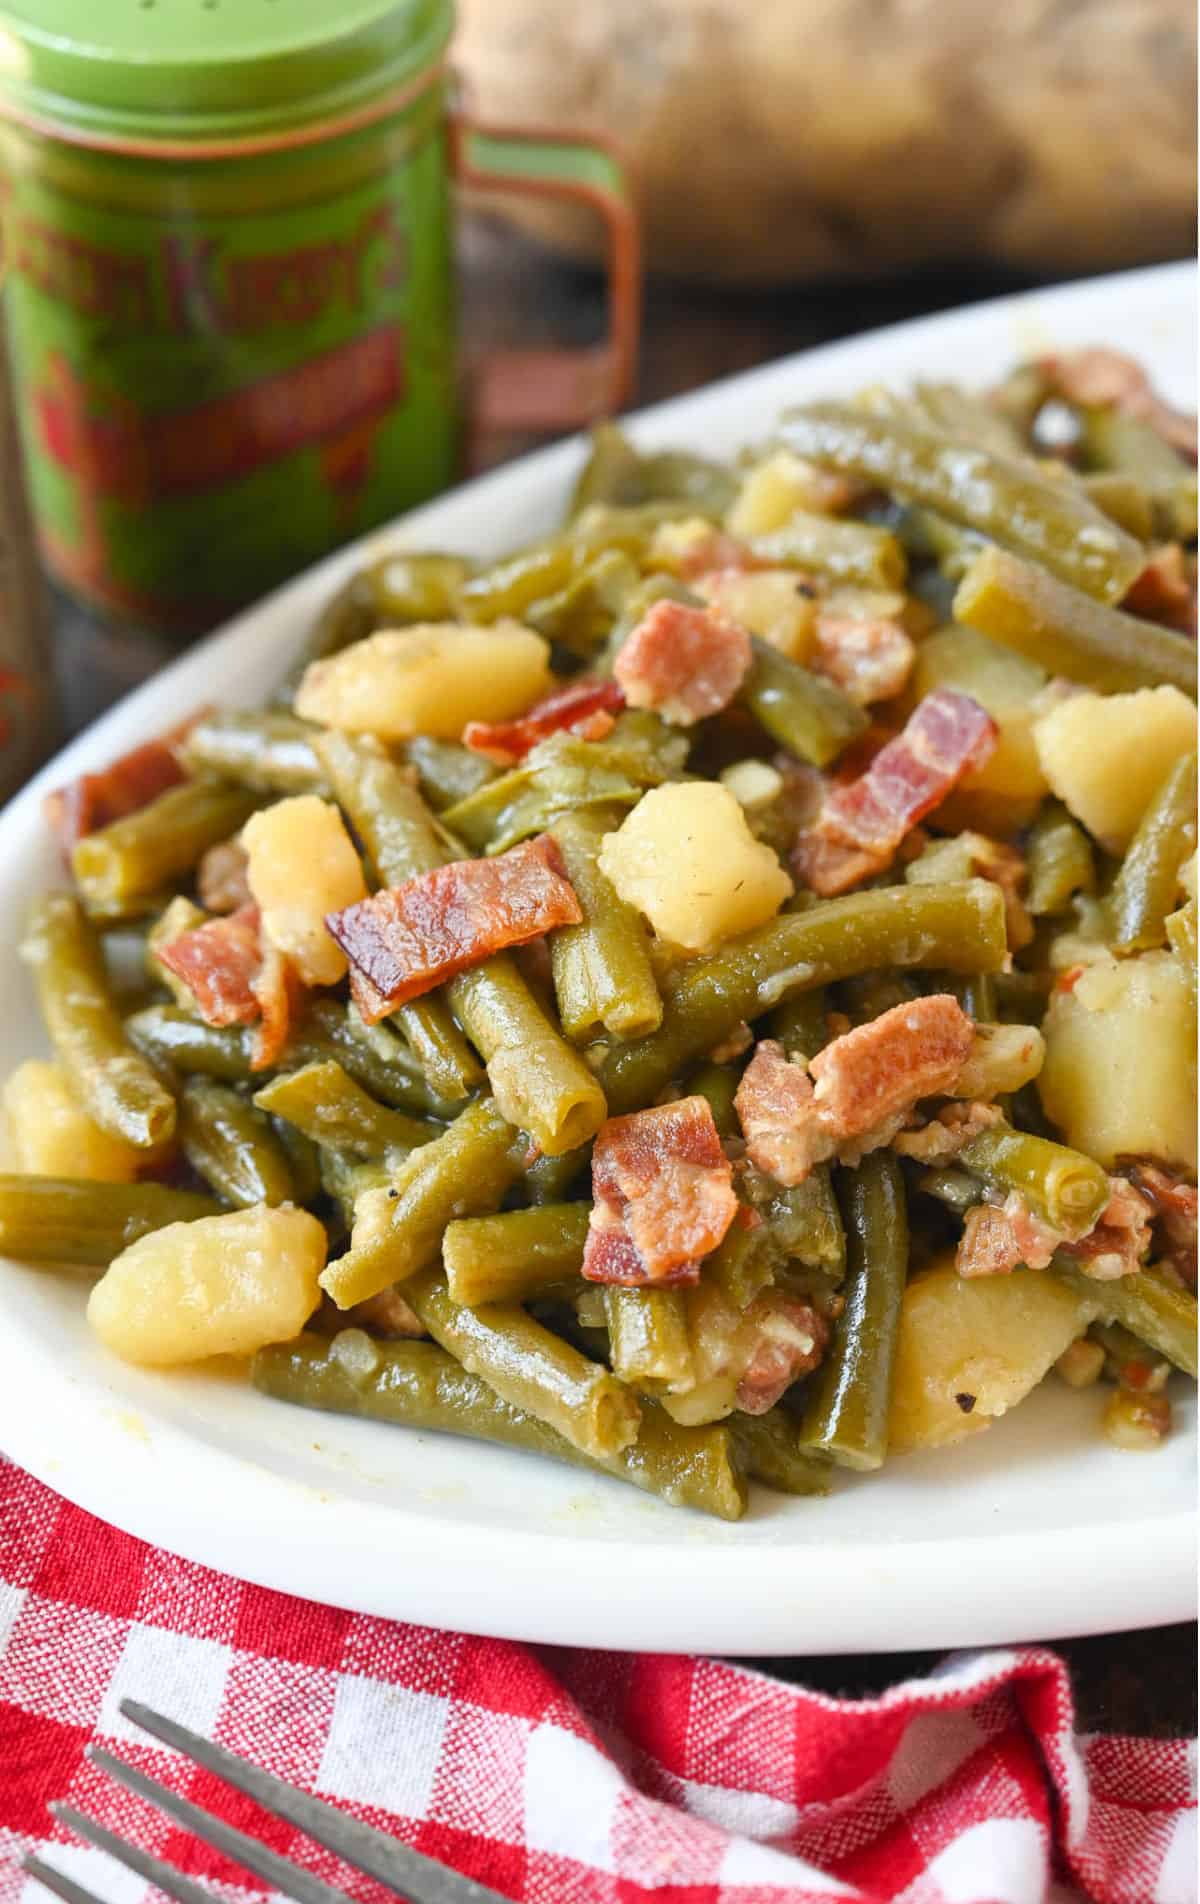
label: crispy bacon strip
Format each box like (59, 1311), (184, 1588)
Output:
(1038, 348), (1198, 461)
(158, 904), (263, 1028)
(462, 678), (625, 765)
(197, 838), (252, 915)
(734, 1292), (830, 1415)
(327, 833), (583, 1018)
(613, 599), (752, 726)
(583, 1096), (737, 1285)
(791, 689), (998, 895)
(809, 614), (914, 706)
(44, 736), (187, 852)
(1122, 1160), (1198, 1289)
(735, 996), (975, 1186)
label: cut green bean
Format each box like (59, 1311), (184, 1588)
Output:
(1026, 801), (1096, 916)
(271, 1116), (322, 1205)
(1054, 1263), (1198, 1380)
(183, 711), (326, 796)
(1106, 752), (1198, 953)
(178, 1078), (295, 1208)
(405, 1268), (642, 1459)
(959, 1118), (1110, 1239)
(604, 1286), (693, 1392)
(0, 1175), (221, 1266)
(740, 636), (867, 768)
(253, 1060), (438, 1160)
(770, 989), (830, 1058)
(600, 880), (1007, 1114)
(1078, 407), (1198, 543)
(727, 1410), (830, 1496)
(442, 1202), (589, 1306)
(796, 1152), (908, 1470)
(253, 1331), (745, 1519)
(318, 1147), (391, 1227)
(953, 546), (1196, 694)
(525, 1144), (592, 1205)
(750, 1167), (846, 1279)
(751, 513), (907, 590)
(783, 402), (1145, 603)
(688, 1062), (741, 1141)
(72, 781), (260, 914)
(403, 735), (497, 811)
(525, 550), (641, 660)
(1081, 473), (1155, 542)
(571, 422), (737, 518)
(550, 807), (662, 1041)
(23, 894), (177, 1149)
(1166, 900), (1197, 997)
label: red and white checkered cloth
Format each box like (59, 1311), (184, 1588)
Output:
(0, 1455), (1194, 1904)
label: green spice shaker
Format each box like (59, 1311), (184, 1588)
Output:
(0, 0), (638, 657)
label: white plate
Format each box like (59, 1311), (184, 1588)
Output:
(1, 263), (1195, 1655)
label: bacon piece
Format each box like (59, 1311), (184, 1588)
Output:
(462, 678), (625, 766)
(734, 1293), (829, 1415)
(893, 1099), (1002, 1165)
(197, 838), (252, 915)
(327, 833), (583, 1018)
(344, 1287), (425, 1338)
(809, 614), (914, 706)
(675, 528), (761, 581)
(1123, 545), (1197, 637)
(1059, 1178), (1154, 1282)
(791, 690), (998, 895)
(250, 937), (303, 1071)
(1038, 348), (1198, 461)
(1122, 1160), (1198, 1288)
(157, 904), (263, 1027)
(582, 1097), (737, 1285)
(613, 600), (752, 726)
(44, 737), (187, 852)
(735, 996), (975, 1186)
(956, 1192), (1061, 1278)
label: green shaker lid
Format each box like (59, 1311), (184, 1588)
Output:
(0, 0), (453, 145)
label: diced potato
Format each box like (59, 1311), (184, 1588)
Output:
(720, 759), (784, 809)
(242, 795), (366, 986)
(87, 1203), (326, 1366)
(1039, 951), (1196, 1170)
(1033, 685), (1196, 853)
(2, 1059), (142, 1182)
(889, 1259), (1099, 1452)
(294, 621), (551, 740)
(910, 628), (1049, 834)
(954, 1022), (1045, 1099)
(599, 782), (792, 952)
(702, 569), (817, 661)
(727, 450), (850, 534)
(1179, 850), (1198, 904)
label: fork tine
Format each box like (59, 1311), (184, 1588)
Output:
(47, 1805), (221, 1904)
(85, 1748), (355, 1904)
(22, 1855), (111, 1904)
(120, 1700), (511, 1904)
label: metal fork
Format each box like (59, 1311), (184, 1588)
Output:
(24, 1698), (509, 1904)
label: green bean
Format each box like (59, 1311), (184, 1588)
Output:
(281, 553), (471, 693)
(894, 505), (986, 581)
(740, 637), (868, 768)
(271, 1116), (322, 1205)
(1166, 900), (1197, 997)
(688, 1062), (741, 1141)
(705, 1211), (778, 1312)
(459, 542), (577, 623)
(797, 1152), (908, 1470)
(600, 880), (1007, 1114)
(1078, 407), (1198, 543)
(253, 1061), (437, 1160)
(393, 996), (485, 1105)
(405, 1268), (642, 1459)
(525, 1144), (591, 1205)
(770, 989), (830, 1058)
(525, 550), (641, 661)
(23, 894), (177, 1149)
(953, 546), (1196, 695)
(72, 781), (260, 914)
(1054, 1263), (1198, 1379)
(442, 740), (650, 857)
(403, 735), (497, 811)
(1106, 752), (1198, 953)
(959, 1118), (1110, 1239)
(727, 1411), (830, 1496)
(318, 1147), (391, 1227)
(178, 1078), (295, 1208)
(1026, 801), (1097, 916)
(253, 1331), (745, 1519)
(443, 1203), (590, 1306)
(182, 711), (326, 796)
(322, 1097), (524, 1308)
(0, 1175), (222, 1266)
(604, 1286), (693, 1392)
(1081, 473), (1156, 542)
(550, 807), (662, 1041)
(916, 1167), (982, 1216)
(783, 402), (1145, 603)
(910, 381), (1029, 457)
(751, 513), (907, 590)
(571, 422), (736, 518)
(749, 1167), (846, 1279)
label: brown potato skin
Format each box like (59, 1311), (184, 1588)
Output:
(457, 0), (1195, 285)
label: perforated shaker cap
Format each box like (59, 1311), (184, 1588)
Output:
(0, 0), (452, 146)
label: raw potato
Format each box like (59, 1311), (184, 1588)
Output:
(87, 1203), (326, 1366)
(457, 0), (1194, 285)
(2, 1059), (141, 1182)
(242, 796), (366, 986)
(1039, 951), (1197, 1171)
(726, 452), (850, 533)
(910, 628), (1048, 834)
(1033, 685), (1196, 853)
(599, 782), (792, 952)
(889, 1259), (1099, 1453)
(701, 569), (817, 661)
(295, 622), (551, 740)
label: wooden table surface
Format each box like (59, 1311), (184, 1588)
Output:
(47, 213), (1197, 1741)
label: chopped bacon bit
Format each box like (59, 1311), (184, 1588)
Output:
(1122, 1160), (1198, 1288)
(675, 528), (760, 581)
(957, 1192), (1060, 1278)
(893, 1099), (1002, 1165)
(791, 690), (998, 895)
(44, 736), (187, 852)
(250, 937), (303, 1071)
(613, 599), (752, 726)
(1060, 1178), (1154, 1282)
(1038, 349), (1198, 461)
(197, 838), (252, 915)
(972, 837), (1033, 951)
(707, 1020), (753, 1064)
(345, 1287), (425, 1338)
(734, 1293), (829, 1414)
(582, 1096), (737, 1285)
(328, 834), (583, 1018)
(157, 904), (262, 1027)
(1123, 545), (1197, 637)
(809, 614), (914, 706)
(463, 677), (625, 766)
(735, 996), (975, 1185)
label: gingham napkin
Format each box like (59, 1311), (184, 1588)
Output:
(0, 1456), (1193, 1904)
